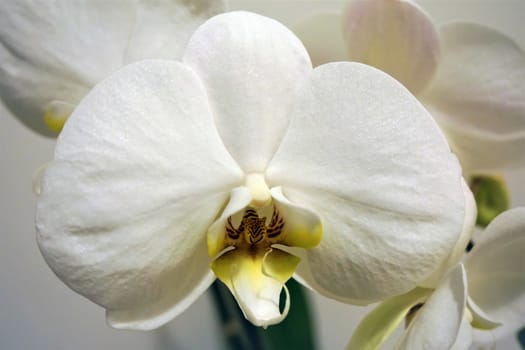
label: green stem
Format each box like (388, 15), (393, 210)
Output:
(210, 279), (317, 350)
(210, 280), (265, 350)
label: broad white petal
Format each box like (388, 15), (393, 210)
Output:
(341, 0), (440, 94)
(0, 0), (223, 136)
(267, 62), (464, 301)
(0, 0), (135, 136)
(347, 288), (431, 350)
(421, 23), (525, 171)
(124, 0), (225, 62)
(422, 178), (476, 288)
(183, 11), (312, 172)
(291, 12), (348, 67)
(293, 257), (371, 306)
(465, 207), (525, 339)
(36, 60), (243, 329)
(396, 265), (468, 350)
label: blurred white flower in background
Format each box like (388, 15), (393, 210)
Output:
(293, 0), (525, 174)
(35, 11), (466, 330)
(467, 207), (525, 346)
(348, 200), (525, 350)
(0, 0), (225, 136)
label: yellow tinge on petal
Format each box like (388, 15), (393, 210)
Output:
(207, 187), (253, 258)
(245, 173), (272, 208)
(207, 183), (322, 327)
(347, 287), (431, 350)
(43, 100), (75, 133)
(270, 187), (322, 249)
(211, 247), (299, 327)
(466, 297), (501, 330)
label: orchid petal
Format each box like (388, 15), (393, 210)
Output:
(396, 265), (468, 350)
(465, 207), (525, 338)
(124, 0), (225, 62)
(422, 178), (476, 288)
(270, 187), (322, 249)
(346, 288), (430, 350)
(291, 12), (348, 67)
(211, 247), (299, 327)
(207, 185), (322, 259)
(183, 11), (312, 173)
(207, 187), (253, 258)
(267, 62), (464, 301)
(0, 0), (134, 136)
(450, 315), (473, 350)
(421, 23), (525, 171)
(467, 297), (501, 330)
(293, 257), (371, 306)
(341, 0), (440, 94)
(0, 0), (224, 136)
(36, 60), (243, 329)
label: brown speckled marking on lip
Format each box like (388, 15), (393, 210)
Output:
(225, 207), (285, 247)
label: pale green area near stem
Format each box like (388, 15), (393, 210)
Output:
(469, 175), (510, 227)
(346, 288), (431, 350)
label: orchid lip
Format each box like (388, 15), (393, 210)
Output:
(208, 184), (322, 326)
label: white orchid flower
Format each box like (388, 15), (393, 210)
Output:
(0, 0), (225, 136)
(36, 11), (465, 330)
(348, 193), (525, 349)
(467, 207), (525, 345)
(292, 0), (525, 173)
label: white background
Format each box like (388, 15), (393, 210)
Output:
(1, 1), (524, 349)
